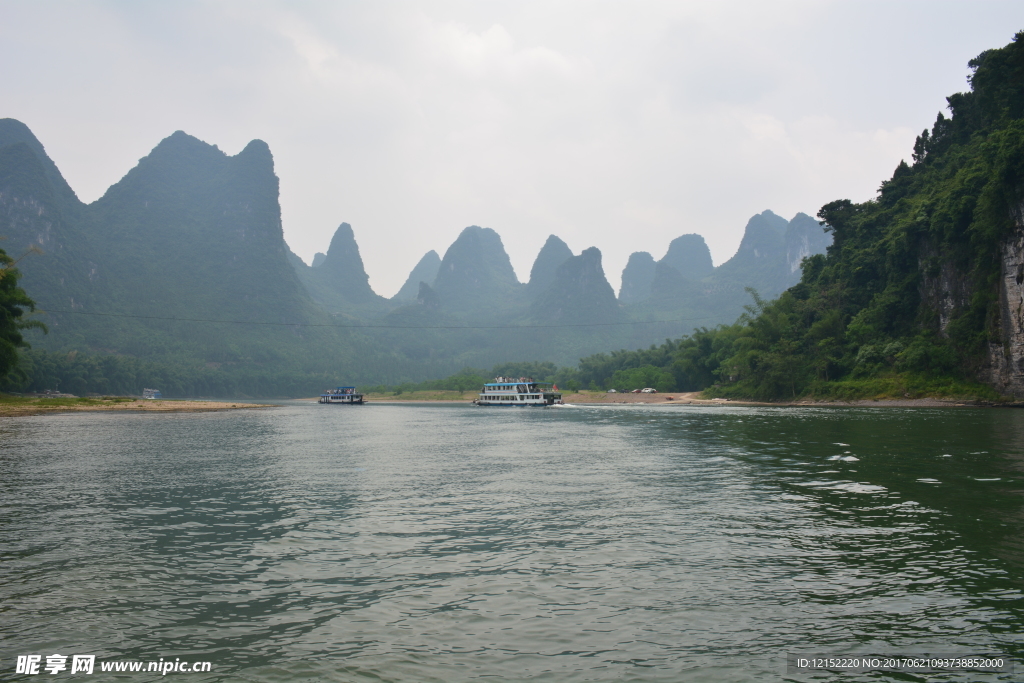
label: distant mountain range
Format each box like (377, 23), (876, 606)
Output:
(285, 207), (829, 337)
(0, 117), (830, 392)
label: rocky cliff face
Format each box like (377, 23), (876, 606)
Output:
(729, 211), (788, 263)
(918, 210), (1024, 398)
(785, 213), (832, 274)
(984, 211), (1024, 396)
(919, 243), (975, 336)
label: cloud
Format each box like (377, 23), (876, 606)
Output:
(2, 0), (1021, 295)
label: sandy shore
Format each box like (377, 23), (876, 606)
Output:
(560, 391), (726, 405)
(561, 392), (998, 407)
(289, 392), (1011, 408)
(366, 392), (995, 408)
(0, 398), (274, 417)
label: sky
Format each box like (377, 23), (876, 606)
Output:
(2, 1), (1022, 297)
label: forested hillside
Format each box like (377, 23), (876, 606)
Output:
(573, 32), (1024, 400)
(0, 118), (829, 396)
(0, 124), (416, 395)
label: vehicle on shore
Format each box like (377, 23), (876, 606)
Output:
(473, 377), (562, 407)
(319, 387), (364, 404)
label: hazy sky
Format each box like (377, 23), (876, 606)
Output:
(3, 1), (1022, 296)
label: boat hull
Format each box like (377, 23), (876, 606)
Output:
(319, 395), (364, 404)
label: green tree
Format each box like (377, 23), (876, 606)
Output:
(0, 247), (44, 382)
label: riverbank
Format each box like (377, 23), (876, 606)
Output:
(341, 389), (1011, 407)
(0, 395), (273, 417)
(563, 391), (1012, 407)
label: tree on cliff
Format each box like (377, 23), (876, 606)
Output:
(0, 246), (45, 382)
(666, 30), (1024, 399)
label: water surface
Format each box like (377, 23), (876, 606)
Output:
(1, 403), (1022, 681)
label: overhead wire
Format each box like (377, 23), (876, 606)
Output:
(33, 307), (746, 331)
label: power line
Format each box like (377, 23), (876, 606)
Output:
(34, 307), (742, 331)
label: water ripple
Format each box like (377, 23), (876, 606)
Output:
(1, 405), (1022, 681)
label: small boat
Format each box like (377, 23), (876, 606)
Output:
(319, 386), (364, 404)
(473, 377), (562, 407)
(142, 388), (162, 400)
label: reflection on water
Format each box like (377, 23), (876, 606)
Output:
(1, 404), (1022, 681)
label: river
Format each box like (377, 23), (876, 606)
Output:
(1, 403), (1022, 681)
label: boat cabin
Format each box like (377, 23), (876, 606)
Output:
(475, 377), (562, 406)
(319, 386), (364, 404)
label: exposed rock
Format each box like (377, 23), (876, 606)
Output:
(311, 252), (326, 268)
(639, 212), (831, 328)
(708, 211), (829, 299)
(919, 243), (975, 336)
(785, 213), (833, 274)
(984, 211), (1024, 396)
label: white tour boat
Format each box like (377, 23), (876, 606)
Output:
(474, 377), (562, 407)
(319, 386), (364, 404)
